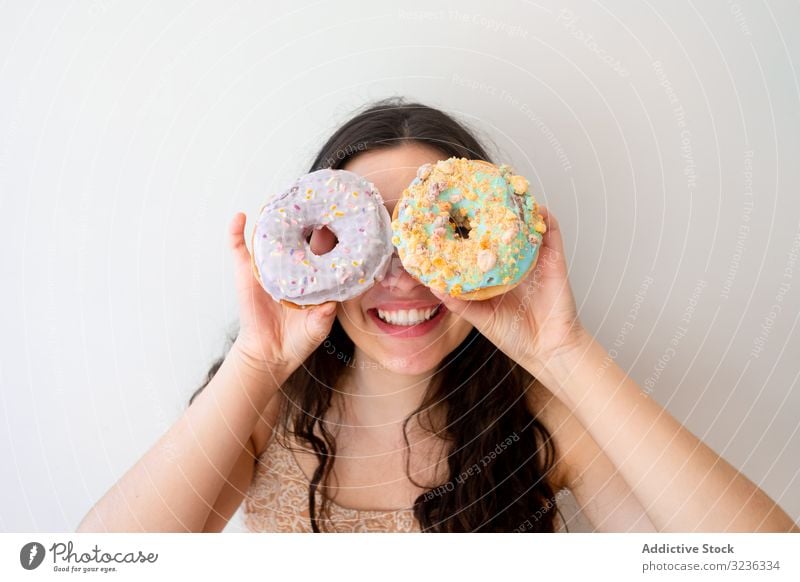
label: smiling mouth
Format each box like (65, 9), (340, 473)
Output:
(375, 305), (443, 326)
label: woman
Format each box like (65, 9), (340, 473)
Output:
(77, 98), (799, 533)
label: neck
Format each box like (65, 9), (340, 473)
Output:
(335, 347), (437, 431)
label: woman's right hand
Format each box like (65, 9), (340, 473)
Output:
(226, 212), (337, 380)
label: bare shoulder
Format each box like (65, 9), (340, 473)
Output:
(251, 389), (286, 458)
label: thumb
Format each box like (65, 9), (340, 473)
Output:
(431, 289), (494, 331)
(303, 301), (337, 344)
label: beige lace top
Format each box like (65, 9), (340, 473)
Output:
(243, 435), (421, 533)
(242, 433), (567, 533)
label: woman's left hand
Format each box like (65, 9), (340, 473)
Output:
(433, 207), (589, 378)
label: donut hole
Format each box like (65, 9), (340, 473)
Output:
(448, 214), (472, 239)
(305, 225), (339, 256)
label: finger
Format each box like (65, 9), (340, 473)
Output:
(228, 212), (246, 249)
(536, 208), (566, 278)
(308, 226), (338, 255)
(228, 212), (252, 263)
(303, 301), (337, 343)
(229, 213), (265, 307)
(538, 206), (564, 255)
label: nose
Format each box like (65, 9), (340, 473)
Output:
(379, 254), (421, 293)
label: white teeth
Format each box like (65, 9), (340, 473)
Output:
(376, 306), (439, 326)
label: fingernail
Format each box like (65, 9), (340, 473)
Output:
(316, 302), (336, 316)
(432, 291), (449, 303)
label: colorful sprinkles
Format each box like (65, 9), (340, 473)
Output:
(391, 157), (546, 298)
(251, 169), (394, 306)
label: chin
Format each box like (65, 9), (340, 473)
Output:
(364, 345), (445, 376)
(337, 305), (473, 376)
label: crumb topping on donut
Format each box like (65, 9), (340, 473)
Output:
(391, 157), (546, 297)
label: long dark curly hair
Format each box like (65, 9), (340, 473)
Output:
(190, 97), (567, 532)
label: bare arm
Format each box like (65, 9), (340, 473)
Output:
(201, 390), (283, 532)
(76, 212), (336, 532)
(529, 334), (800, 533)
(529, 381), (656, 532)
(439, 207), (798, 533)
(76, 343), (285, 532)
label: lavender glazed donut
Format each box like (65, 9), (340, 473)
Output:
(251, 169), (394, 308)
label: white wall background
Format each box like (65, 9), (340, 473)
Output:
(1, 0), (798, 533)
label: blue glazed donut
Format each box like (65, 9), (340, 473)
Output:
(391, 158), (546, 300)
